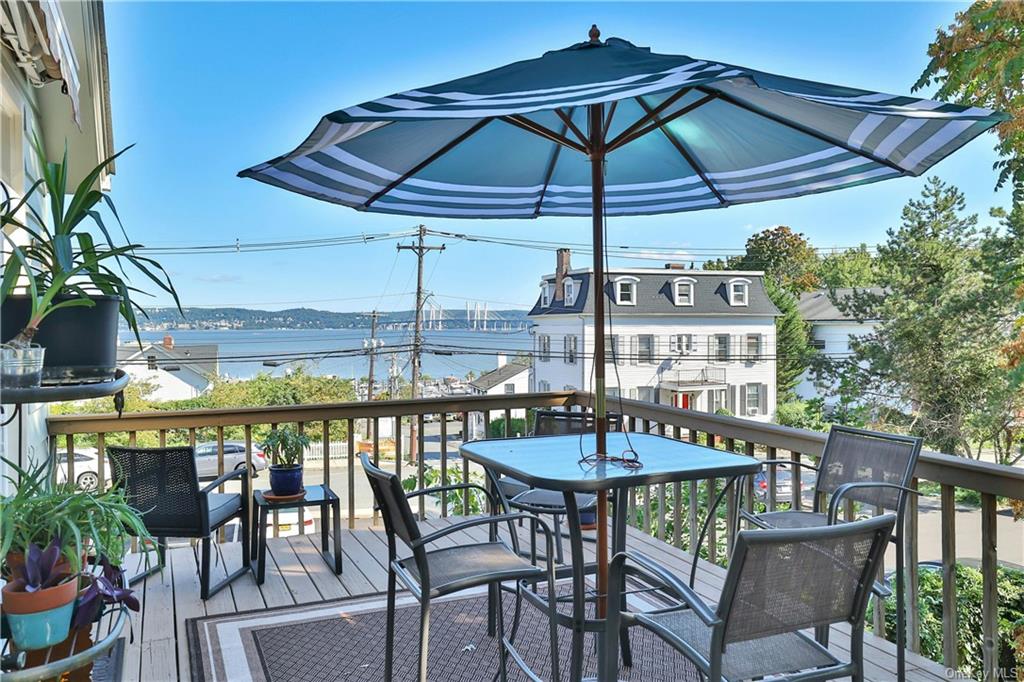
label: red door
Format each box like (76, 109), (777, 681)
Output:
(673, 392), (690, 409)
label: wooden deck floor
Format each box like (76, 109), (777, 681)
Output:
(120, 519), (947, 681)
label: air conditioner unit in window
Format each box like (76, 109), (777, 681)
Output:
(748, 408), (760, 417)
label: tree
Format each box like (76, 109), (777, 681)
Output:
(915, 1), (1023, 200)
(816, 245), (878, 289)
(768, 279), (811, 403)
(739, 226), (821, 293)
(819, 178), (1023, 462)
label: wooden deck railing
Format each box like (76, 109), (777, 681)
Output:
(46, 390), (1022, 680)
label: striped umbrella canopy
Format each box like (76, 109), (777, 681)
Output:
(239, 30), (1005, 218)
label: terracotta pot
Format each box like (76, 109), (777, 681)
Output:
(5, 550), (83, 580)
(2, 578), (78, 615)
(2, 579), (78, 651)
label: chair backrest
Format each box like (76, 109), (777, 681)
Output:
(717, 514), (894, 645)
(532, 409), (622, 436)
(360, 453), (421, 547)
(106, 446), (203, 535)
(816, 425), (923, 510)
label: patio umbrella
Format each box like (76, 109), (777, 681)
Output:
(239, 24), (1004, 624)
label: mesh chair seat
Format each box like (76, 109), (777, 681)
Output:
(511, 488), (597, 511)
(497, 476), (531, 500)
(749, 510), (829, 529)
(398, 542), (544, 598)
(209, 493), (242, 528)
(638, 609), (837, 682)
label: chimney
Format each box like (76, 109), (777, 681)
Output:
(162, 334), (174, 350)
(554, 248), (572, 300)
(496, 353), (507, 368)
(664, 263), (687, 270)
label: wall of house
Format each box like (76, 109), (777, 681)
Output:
(533, 315), (778, 422)
(122, 364), (209, 401)
(797, 320), (877, 406)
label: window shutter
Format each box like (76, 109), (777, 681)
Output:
(727, 385), (736, 414)
(760, 384), (768, 414)
(707, 335), (715, 361)
(630, 336), (638, 365)
(739, 383), (748, 415)
(668, 335), (678, 353)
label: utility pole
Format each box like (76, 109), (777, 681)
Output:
(364, 311), (379, 441)
(397, 225), (445, 462)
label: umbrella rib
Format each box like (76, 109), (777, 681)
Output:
(635, 96), (728, 206)
(360, 118), (493, 209)
(604, 86), (694, 151)
(535, 119), (569, 217)
(606, 93), (716, 153)
(696, 85), (910, 175)
(500, 114), (587, 154)
(554, 108), (589, 150)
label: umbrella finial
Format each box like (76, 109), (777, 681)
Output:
(589, 24), (601, 43)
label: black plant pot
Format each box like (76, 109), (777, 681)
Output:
(1, 295), (122, 383)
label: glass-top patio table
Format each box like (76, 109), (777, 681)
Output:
(460, 431), (761, 681)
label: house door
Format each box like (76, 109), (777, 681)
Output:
(673, 392), (697, 409)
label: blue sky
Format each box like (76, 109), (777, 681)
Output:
(103, 1), (1011, 312)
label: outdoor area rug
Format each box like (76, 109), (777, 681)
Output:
(187, 586), (700, 681)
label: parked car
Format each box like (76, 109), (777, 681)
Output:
(58, 440), (267, 489)
(752, 463), (816, 503)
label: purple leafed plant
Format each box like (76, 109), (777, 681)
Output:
(9, 537), (70, 592)
(73, 556), (140, 629)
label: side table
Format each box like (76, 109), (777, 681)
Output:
(251, 484), (342, 584)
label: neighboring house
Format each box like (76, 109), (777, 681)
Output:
(1, 1), (116, 484)
(467, 355), (530, 438)
(529, 250), (780, 422)
(795, 288), (882, 406)
(118, 335), (219, 401)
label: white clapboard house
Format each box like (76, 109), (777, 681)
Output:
(529, 250), (779, 422)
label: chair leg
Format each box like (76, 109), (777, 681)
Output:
(384, 568), (396, 682)
(895, 521), (907, 681)
(547, 561), (561, 682)
(507, 582), (524, 646)
(418, 596), (431, 682)
(129, 536), (166, 586)
(200, 536), (211, 600)
(553, 514), (565, 564)
(494, 583), (508, 682)
(241, 507), (251, 569)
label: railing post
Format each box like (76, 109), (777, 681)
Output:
(980, 492), (998, 681)
(461, 411), (470, 517)
(345, 419), (355, 529)
(907, 477), (920, 652)
(417, 414), (426, 520)
(440, 414), (449, 518)
(940, 484), (958, 671)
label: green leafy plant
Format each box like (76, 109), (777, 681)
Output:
(0, 456), (153, 571)
(262, 427), (310, 467)
(0, 139), (181, 346)
(402, 465), (488, 516)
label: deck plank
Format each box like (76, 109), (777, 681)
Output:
(169, 545), (206, 681)
(266, 537), (321, 604)
(287, 534), (348, 600)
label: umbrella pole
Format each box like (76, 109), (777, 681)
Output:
(589, 101), (610, 619)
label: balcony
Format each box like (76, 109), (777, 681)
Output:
(43, 391), (1024, 681)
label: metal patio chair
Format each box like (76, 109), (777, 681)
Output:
(737, 424), (922, 678)
(361, 453), (560, 682)
(107, 445), (251, 599)
(604, 514), (896, 682)
(496, 409), (623, 563)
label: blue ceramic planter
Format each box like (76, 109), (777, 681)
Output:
(5, 601), (74, 651)
(579, 510), (597, 527)
(269, 465), (303, 496)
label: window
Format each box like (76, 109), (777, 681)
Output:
(607, 387), (621, 398)
(537, 380), (551, 392)
(670, 334), (693, 354)
(745, 334), (762, 360)
(540, 283), (553, 307)
(728, 278), (750, 306)
(673, 277), (695, 306)
(564, 335), (578, 364)
(637, 386), (655, 403)
(746, 384), (761, 413)
(714, 334), (730, 361)
(564, 279), (576, 306)
(147, 355), (158, 370)
(538, 334), (551, 361)
(504, 383), (516, 394)
(613, 276), (638, 305)
(637, 335), (655, 364)
(605, 335), (622, 365)
(709, 388), (728, 413)
(810, 338), (826, 351)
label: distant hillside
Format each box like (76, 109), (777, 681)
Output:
(137, 307), (530, 331)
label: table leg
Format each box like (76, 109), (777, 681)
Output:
(332, 498), (342, 573)
(562, 491), (586, 682)
(250, 497), (259, 561)
(256, 507), (268, 585)
(321, 502), (329, 552)
(612, 487), (632, 670)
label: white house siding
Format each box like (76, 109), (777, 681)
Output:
(797, 320), (878, 406)
(469, 364), (531, 438)
(534, 315), (777, 423)
(122, 365), (209, 401)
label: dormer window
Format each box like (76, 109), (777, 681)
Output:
(540, 282), (553, 307)
(564, 279), (576, 306)
(613, 276), (639, 305)
(728, 278), (750, 306)
(673, 277), (695, 306)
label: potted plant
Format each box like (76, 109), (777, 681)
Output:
(262, 427), (310, 496)
(1, 538), (79, 651)
(0, 139), (182, 383)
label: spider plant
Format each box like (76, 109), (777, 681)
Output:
(0, 137), (182, 347)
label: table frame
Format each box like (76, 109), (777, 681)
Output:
(250, 484), (342, 584)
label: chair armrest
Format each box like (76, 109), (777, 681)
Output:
(201, 467), (247, 494)
(610, 550), (720, 627)
(827, 482), (920, 524)
(757, 458), (820, 472)
(405, 483), (497, 509)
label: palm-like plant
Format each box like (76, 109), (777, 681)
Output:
(0, 138), (181, 346)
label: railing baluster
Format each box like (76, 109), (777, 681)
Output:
(65, 434), (74, 485)
(158, 429), (166, 448)
(672, 426), (683, 548)
(872, 503), (886, 636)
(707, 477), (717, 564)
(644, 484), (652, 535)
(657, 483), (666, 541)
(628, 487), (638, 529)
(743, 441), (755, 520)
(417, 414), (426, 519)
(129, 431), (137, 447)
(440, 414), (448, 518)
(323, 419), (331, 489)
(980, 492), (998, 681)
(373, 417), (380, 525)
(790, 451), (802, 510)
(461, 411), (470, 516)
(188, 428), (196, 449)
(940, 484), (958, 671)
(688, 481), (698, 554)
(725, 437), (737, 557)
(96, 433), (106, 492)
(346, 419), (354, 529)
(504, 408), (512, 437)
(270, 423), (279, 538)
(297, 422), (306, 534)
(483, 410), (491, 440)
(766, 445), (777, 512)
(394, 416), (402, 481)
(216, 425), (226, 542)
(907, 477), (920, 652)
